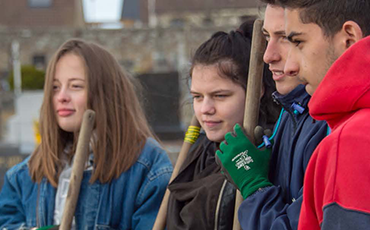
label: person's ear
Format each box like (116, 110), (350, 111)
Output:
(342, 21), (363, 48)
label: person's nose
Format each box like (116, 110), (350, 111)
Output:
(284, 49), (299, 77)
(263, 40), (281, 64)
(200, 97), (215, 115)
(56, 87), (71, 103)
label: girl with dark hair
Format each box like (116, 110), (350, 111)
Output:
(165, 21), (280, 230)
(0, 39), (173, 229)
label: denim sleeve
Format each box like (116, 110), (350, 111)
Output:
(0, 169), (27, 229)
(239, 186), (302, 230)
(130, 152), (172, 230)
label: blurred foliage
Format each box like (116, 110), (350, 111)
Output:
(33, 119), (41, 145)
(8, 65), (45, 90)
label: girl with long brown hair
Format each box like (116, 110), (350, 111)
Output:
(0, 39), (173, 229)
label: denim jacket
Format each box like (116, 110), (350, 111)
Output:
(0, 138), (173, 230)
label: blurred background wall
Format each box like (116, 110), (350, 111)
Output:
(0, 0), (265, 187)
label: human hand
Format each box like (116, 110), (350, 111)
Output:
(215, 123), (273, 199)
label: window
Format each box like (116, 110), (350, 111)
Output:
(203, 17), (213, 26)
(33, 55), (46, 70)
(170, 18), (185, 28)
(28, 0), (53, 8)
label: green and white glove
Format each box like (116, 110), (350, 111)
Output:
(34, 225), (59, 230)
(215, 123), (273, 199)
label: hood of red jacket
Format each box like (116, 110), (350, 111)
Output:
(309, 35), (370, 129)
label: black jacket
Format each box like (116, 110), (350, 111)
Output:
(166, 133), (235, 230)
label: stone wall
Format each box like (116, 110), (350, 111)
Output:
(0, 25), (237, 73)
(0, 25), (243, 126)
(0, 0), (84, 28)
(156, 8), (260, 28)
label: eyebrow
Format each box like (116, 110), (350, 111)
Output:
(262, 28), (286, 36)
(70, 78), (85, 81)
(190, 89), (233, 94)
(53, 78), (85, 81)
(287, 31), (303, 42)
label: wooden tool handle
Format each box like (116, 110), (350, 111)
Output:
(232, 19), (266, 230)
(153, 115), (201, 230)
(59, 109), (96, 230)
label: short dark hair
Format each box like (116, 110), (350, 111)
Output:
(278, 0), (370, 37)
(190, 19), (281, 129)
(260, 0), (278, 5)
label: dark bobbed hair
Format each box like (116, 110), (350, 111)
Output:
(190, 19), (280, 129)
(260, 0), (278, 5)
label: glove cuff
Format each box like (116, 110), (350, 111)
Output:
(36, 225), (59, 230)
(241, 177), (272, 199)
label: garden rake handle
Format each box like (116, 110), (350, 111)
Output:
(59, 109), (96, 230)
(233, 19), (266, 230)
(153, 115), (201, 230)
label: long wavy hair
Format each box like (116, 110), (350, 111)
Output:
(29, 39), (154, 187)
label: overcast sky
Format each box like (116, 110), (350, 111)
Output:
(83, 0), (123, 23)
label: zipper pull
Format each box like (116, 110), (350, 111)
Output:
(291, 102), (305, 115)
(262, 135), (272, 148)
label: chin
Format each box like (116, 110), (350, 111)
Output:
(59, 124), (79, 133)
(205, 134), (223, 143)
(60, 127), (75, 133)
(276, 85), (289, 96)
(305, 85), (315, 96)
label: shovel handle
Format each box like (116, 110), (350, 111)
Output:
(59, 110), (96, 230)
(153, 115), (201, 230)
(232, 19), (266, 230)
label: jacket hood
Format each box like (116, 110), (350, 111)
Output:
(309, 35), (370, 127)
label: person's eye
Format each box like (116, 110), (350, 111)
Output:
(215, 94), (228, 98)
(263, 34), (270, 42)
(293, 39), (302, 47)
(72, 84), (84, 89)
(53, 85), (59, 91)
(192, 95), (202, 100)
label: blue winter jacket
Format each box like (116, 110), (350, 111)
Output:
(238, 85), (328, 230)
(0, 138), (173, 230)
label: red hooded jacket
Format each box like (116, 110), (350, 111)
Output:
(298, 35), (370, 230)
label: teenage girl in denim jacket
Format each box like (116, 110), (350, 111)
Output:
(0, 39), (173, 230)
